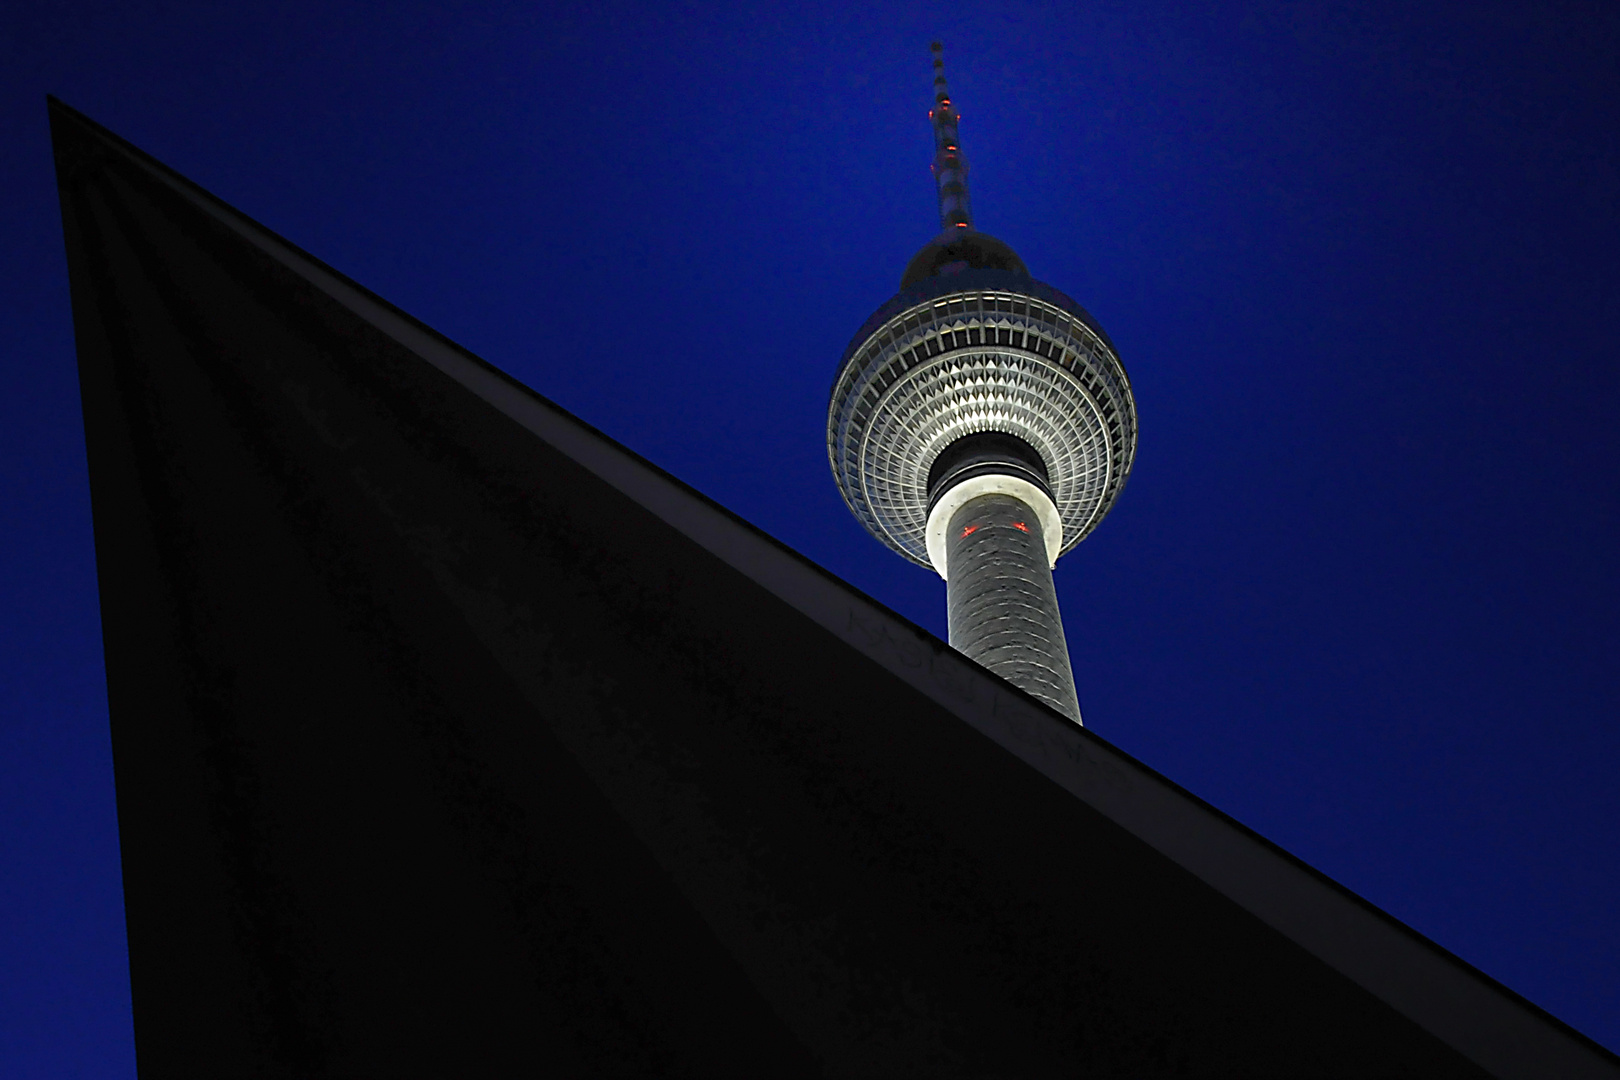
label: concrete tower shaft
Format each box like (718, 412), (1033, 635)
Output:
(945, 493), (1080, 718)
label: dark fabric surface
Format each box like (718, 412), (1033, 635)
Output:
(54, 100), (1495, 1078)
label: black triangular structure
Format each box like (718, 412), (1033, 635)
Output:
(51, 96), (1617, 1078)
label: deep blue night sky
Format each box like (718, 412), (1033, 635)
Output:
(4, 1), (1617, 1073)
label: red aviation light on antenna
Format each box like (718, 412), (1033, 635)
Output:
(928, 42), (974, 231)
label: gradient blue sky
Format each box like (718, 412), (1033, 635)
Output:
(3, 1), (1617, 1073)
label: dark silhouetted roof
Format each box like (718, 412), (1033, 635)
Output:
(50, 96), (1620, 1078)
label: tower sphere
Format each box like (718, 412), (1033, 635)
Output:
(828, 228), (1138, 577)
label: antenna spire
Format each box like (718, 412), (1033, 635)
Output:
(929, 41), (973, 231)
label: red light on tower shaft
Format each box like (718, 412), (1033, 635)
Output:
(959, 524), (979, 538)
(1012, 521), (1029, 533)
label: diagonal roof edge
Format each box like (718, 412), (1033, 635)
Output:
(48, 95), (1619, 1079)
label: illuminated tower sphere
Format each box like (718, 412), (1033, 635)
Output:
(828, 43), (1138, 722)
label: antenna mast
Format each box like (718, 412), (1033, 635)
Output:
(930, 42), (973, 231)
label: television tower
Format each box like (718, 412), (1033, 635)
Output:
(828, 43), (1138, 722)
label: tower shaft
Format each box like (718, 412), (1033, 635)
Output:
(945, 494), (1080, 720)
